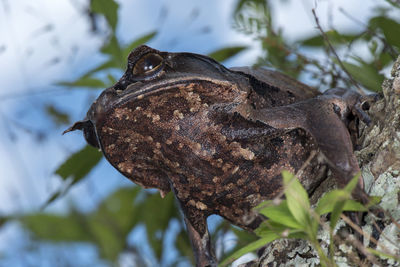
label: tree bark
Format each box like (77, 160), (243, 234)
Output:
(243, 56), (400, 267)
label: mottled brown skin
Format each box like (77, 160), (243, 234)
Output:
(65, 45), (369, 267)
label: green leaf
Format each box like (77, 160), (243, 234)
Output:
(123, 31), (157, 59)
(101, 35), (123, 64)
(106, 73), (117, 84)
(282, 171), (310, 228)
(384, 0), (400, 8)
(328, 174), (359, 229)
(299, 35), (325, 47)
(79, 59), (122, 78)
(21, 212), (92, 242)
(0, 216), (7, 228)
(207, 46), (247, 62)
(330, 201), (346, 230)
(254, 220), (287, 236)
(136, 193), (178, 260)
(24, 187), (142, 262)
(316, 190), (367, 215)
(92, 187), (141, 236)
(377, 52), (393, 70)
(92, 60), (121, 74)
(344, 172), (361, 193)
(367, 196), (382, 207)
(299, 30), (360, 47)
(230, 227), (258, 246)
(257, 200), (302, 229)
(175, 229), (194, 263)
(367, 247), (400, 262)
(219, 234), (279, 267)
(234, 0), (268, 15)
(55, 145), (103, 184)
(91, 0), (119, 31)
(369, 16), (400, 50)
(342, 200), (368, 212)
(341, 61), (384, 92)
(42, 190), (65, 208)
(45, 105), (70, 126)
(57, 76), (107, 89)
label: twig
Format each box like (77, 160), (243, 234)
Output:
(338, 7), (398, 59)
(311, 8), (365, 96)
(341, 214), (400, 261)
(371, 219), (400, 249)
(332, 234), (381, 266)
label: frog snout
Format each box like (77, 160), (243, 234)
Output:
(63, 119), (100, 149)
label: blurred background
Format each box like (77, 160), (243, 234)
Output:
(0, 0), (399, 266)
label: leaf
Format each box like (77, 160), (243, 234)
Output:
(207, 46), (247, 62)
(367, 196), (382, 207)
(257, 200), (302, 229)
(0, 216), (7, 228)
(57, 76), (107, 89)
(45, 105), (70, 126)
(92, 187), (141, 236)
(44, 145), (102, 205)
(80, 59), (121, 78)
(384, 0), (400, 8)
(254, 220), (286, 236)
(123, 31), (157, 59)
(369, 16), (400, 50)
(219, 234), (279, 267)
(344, 172), (361, 193)
(87, 217), (126, 261)
(341, 61), (384, 92)
(175, 229), (194, 263)
(234, 0), (268, 15)
(230, 227), (258, 245)
(42, 190), (65, 208)
(330, 200), (346, 230)
(24, 187), (142, 262)
(107, 73), (117, 84)
(136, 193), (178, 260)
(216, 227), (258, 263)
(299, 35), (325, 47)
(84, 187), (141, 261)
(328, 174), (360, 229)
(91, 0), (119, 31)
(316, 190), (367, 215)
(55, 145), (103, 184)
(101, 35), (123, 65)
(21, 212), (92, 242)
(367, 247), (400, 262)
(299, 30), (360, 47)
(282, 171), (310, 228)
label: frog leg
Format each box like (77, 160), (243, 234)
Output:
(236, 94), (368, 203)
(184, 215), (216, 267)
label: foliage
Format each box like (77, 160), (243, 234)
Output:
(208, 46), (247, 62)
(220, 172), (386, 267)
(233, 0), (399, 92)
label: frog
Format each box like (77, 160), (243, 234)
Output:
(64, 45), (371, 267)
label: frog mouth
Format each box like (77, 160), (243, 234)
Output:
(114, 76), (232, 105)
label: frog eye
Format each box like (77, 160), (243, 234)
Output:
(132, 53), (164, 79)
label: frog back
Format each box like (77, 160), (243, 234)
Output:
(231, 67), (320, 103)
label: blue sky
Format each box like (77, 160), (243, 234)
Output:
(0, 0), (389, 265)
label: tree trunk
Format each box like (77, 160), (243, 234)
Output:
(244, 56), (400, 267)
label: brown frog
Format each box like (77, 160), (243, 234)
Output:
(65, 45), (370, 267)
